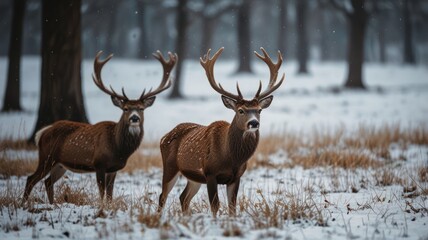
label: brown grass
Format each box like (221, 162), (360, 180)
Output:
(242, 188), (326, 229)
(0, 157), (37, 177)
(55, 183), (93, 206)
(0, 124), (427, 176)
(0, 139), (36, 151)
(249, 124), (428, 170)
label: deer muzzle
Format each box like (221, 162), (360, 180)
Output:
(247, 119), (260, 131)
(129, 114), (140, 125)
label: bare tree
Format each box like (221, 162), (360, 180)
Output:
(277, 0), (288, 55)
(296, 0), (309, 74)
(236, 0), (252, 73)
(2, 0), (26, 112)
(198, 0), (238, 56)
(330, 0), (369, 89)
(30, 0), (87, 141)
(136, 0), (150, 59)
(402, 0), (416, 64)
(169, 0), (188, 99)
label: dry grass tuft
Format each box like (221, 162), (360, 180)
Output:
(242, 188), (326, 229)
(292, 149), (381, 169)
(122, 141), (163, 173)
(55, 183), (93, 206)
(0, 139), (36, 151)
(0, 124), (427, 176)
(373, 168), (404, 187)
(0, 181), (22, 208)
(0, 157), (37, 178)
(250, 124), (428, 170)
(418, 167), (428, 182)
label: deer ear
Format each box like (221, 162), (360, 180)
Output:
(221, 95), (237, 110)
(111, 96), (124, 108)
(143, 96), (156, 108)
(259, 95), (273, 109)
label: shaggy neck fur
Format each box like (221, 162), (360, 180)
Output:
(228, 118), (259, 165)
(114, 118), (144, 159)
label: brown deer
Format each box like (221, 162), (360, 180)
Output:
(23, 51), (177, 204)
(158, 47), (284, 216)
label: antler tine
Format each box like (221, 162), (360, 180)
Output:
(255, 80), (263, 97)
(140, 51), (177, 100)
(92, 51), (128, 101)
(236, 83), (243, 99)
(254, 48), (285, 99)
(200, 47), (242, 100)
(121, 87), (129, 100)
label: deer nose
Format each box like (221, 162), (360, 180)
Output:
(247, 120), (259, 129)
(129, 115), (140, 123)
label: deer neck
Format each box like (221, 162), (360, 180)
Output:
(227, 118), (259, 164)
(114, 118), (143, 157)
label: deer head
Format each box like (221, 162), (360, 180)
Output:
(200, 47), (284, 134)
(93, 51), (177, 136)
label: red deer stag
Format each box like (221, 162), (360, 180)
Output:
(158, 47), (284, 216)
(23, 51), (177, 204)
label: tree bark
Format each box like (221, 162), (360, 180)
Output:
(136, 0), (150, 59)
(105, 1), (119, 54)
(296, 0), (309, 74)
(236, 0), (252, 73)
(402, 0), (416, 64)
(2, 0), (26, 112)
(169, 0), (187, 99)
(277, 0), (288, 55)
(344, 0), (367, 89)
(200, 17), (215, 56)
(318, 3), (331, 61)
(30, 0), (87, 141)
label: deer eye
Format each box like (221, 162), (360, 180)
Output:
(139, 108), (144, 111)
(258, 109), (262, 114)
(123, 108), (129, 112)
(238, 109), (245, 115)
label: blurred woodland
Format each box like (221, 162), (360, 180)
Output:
(1, 0), (427, 140)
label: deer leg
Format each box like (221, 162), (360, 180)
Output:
(179, 180), (201, 214)
(44, 164), (66, 204)
(105, 172), (117, 202)
(96, 170), (106, 201)
(22, 158), (52, 203)
(206, 175), (219, 217)
(158, 172), (179, 211)
(226, 179), (241, 216)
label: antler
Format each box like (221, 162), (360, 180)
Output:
(140, 51), (177, 100)
(254, 47), (285, 100)
(200, 47), (243, 100)
(92, 51), (129, 101)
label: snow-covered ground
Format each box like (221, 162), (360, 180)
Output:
(0, 57), (428, 239)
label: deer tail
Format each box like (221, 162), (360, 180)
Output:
(35, 125), (53, 147)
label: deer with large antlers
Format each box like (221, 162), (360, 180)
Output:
(23, 51), (177, 204)
(158, 47), (284, 216)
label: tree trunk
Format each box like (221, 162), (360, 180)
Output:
(2, 0), (26, 112)
(105, 1), (119, 54)
(296, 0), (309, 74)
(236, 0), (252, 73)
(319, 4), (331, 61)
(277, 0), (288, 55)
(169, 0), (187, 99)
(200, 17), (215, 56)
(402, 0), (416, 64)
(136, 0), (150, 59)
(345, 4), (367, 89)
(30, 0), (87, 141)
